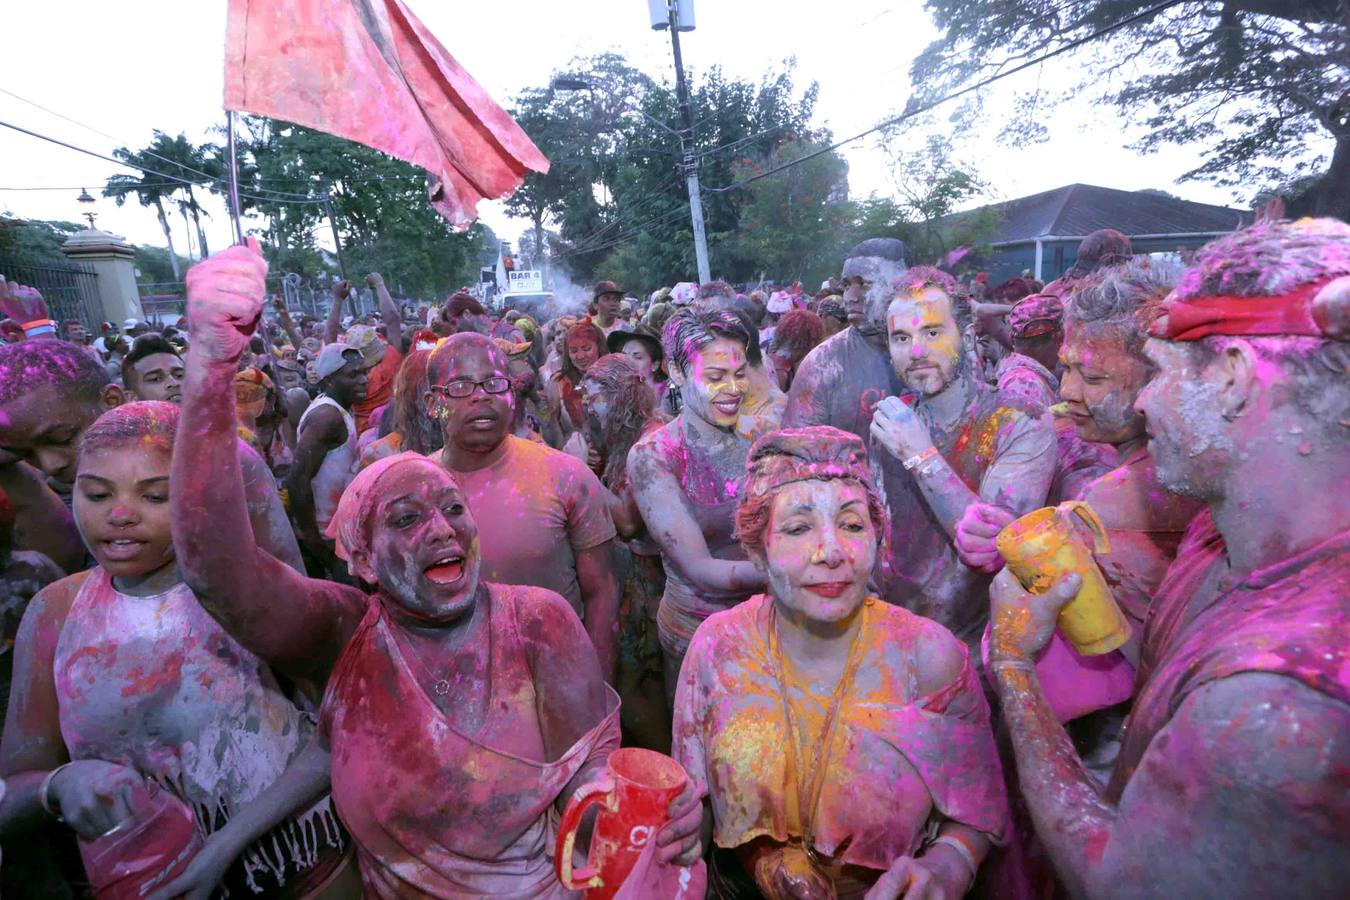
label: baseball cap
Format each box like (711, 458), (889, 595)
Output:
(342, 324), (385, 368)
(1007, 294), (1066, 339)
(315, 343), (362, 380)
(593, 280), (624, 299)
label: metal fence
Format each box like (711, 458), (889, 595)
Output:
(0, 254), (102, 332)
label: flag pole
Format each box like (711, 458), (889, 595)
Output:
(224, 110), (246, 245)
(323, 193), (358, 318)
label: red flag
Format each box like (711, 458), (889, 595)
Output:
(224, 0), (549, 226)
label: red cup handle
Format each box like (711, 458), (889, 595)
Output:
(554, 775), (615, 890)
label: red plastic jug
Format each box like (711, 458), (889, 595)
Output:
(78, 780), (203, 900)
(555, 747), (688, 899)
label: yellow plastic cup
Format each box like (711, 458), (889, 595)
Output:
(995, 501), (1132, 656)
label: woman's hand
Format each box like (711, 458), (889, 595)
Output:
(750, 844), (834, 900)
(865, 855), (954, 899)
(654, 779), (704, 866)
(144, 830), (239, 900)
(47, 760), (143, 839)
(989, 567), (1081, 661)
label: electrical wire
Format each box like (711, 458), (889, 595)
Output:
(704, 0), (1189, 194)
(0, 118), (330, 205)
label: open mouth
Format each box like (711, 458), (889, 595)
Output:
(712, 398), (741, 416)
(102, 538), (146, 561)
(423, 554), (465, 585)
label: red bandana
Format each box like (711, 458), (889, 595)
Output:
(1152, 278), (1332, 341)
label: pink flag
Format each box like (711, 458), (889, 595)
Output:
(224, 0), (549, 226)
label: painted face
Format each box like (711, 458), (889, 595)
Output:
(677, 336), (749, 429)
(762, 479), (876, 624)
(567, 337), (600, 374)
(427, 344), (514, 454)
(579, 376), (610, 449)
(620, 339), (656, 382)
(128, 352), (184, 404)
(1059, 320), (1152, 446)
(887, 290), (962, 396)
(0, 383), (112, 484)
(596, 294), (622, 321)
(842, 276), (873, 324)
(361, 465), (481, 621)
(1134, 338), (1232, 499)
(74, 444), (175, 582)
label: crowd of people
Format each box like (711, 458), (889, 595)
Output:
(0, 215), (1344, 899)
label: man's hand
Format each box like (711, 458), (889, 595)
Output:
(184, 240), (268, 365)
(365, 272), (384, 288)
(989, 568), (1080, 661)
(271, 294), (292, 321)
(332, 279), (352, 301)
(654, 779), (704, 866)
(870, 396), (934, 462)
(955, 503), (1016, 573)
(0, 280), (52, 334)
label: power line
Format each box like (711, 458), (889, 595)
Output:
(0, 86), (320, 202)
(0, 118), (329, 206)
(705, 0), (1188, 194)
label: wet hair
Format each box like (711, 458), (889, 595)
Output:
(896, 265), (959, 298)
(121, 333), (182, 385)
(582, 354), (661, 489)
(1067, 257), (1180, 356)
(1177, 219), (1350, 430)
(390, 349), (442, 455)
(735, 426), (888, 562)
(847, 237), (907, 263)
(427, 332), (510, 384)
(771, 309), (826, 363)
(79, 400), (180, 459)
(1067, 229), (1133, 278)
(561, 319), (606, 384)
(662, 305), (754, 376)
(0, 340), (110, 409)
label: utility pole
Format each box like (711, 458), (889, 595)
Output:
(664, 1), (710, 283)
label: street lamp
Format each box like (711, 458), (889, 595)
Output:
(77, 187), (97, 229)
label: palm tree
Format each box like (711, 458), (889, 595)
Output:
(105, 132), (221, 273)
(104, 165), (182, 280)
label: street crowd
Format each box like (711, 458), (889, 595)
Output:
(0, 215), (1344, 899)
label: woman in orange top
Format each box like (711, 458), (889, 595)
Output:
(673, 427), (1007, 898)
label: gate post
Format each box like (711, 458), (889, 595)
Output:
(60, 228), (145, 326)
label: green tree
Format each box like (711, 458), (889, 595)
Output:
(911, 1), (1349, 217)
(228, 117), (485, 299)
(721, 137), (852, 286)
(103, 132), (206, 279)
(881, 132), (993, 264)
(0, 218), (83, 265)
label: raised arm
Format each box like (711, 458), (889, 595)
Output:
(989, 571), (1349, 898)
(238, 438), (304, 573)
(629, 440), (766, 596)
(271, 293), (305, 350)
(367, 272), (403, 350)
(323, 280), (349, 345)
(173, 243), (363, 684)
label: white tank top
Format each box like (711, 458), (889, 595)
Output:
(297, 394), (357, 531)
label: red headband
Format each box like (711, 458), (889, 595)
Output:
(1151, 278), (1333, 341)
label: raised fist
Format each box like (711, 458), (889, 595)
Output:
(184, 240), (268, 365)
(332, 280), (352, 300)
(365, 272), (384, 288)
(0, 278), (51, 330)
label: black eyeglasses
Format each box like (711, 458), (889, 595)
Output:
(433, 377), (512, 399)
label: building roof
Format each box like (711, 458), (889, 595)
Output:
(947, 183), (1251, 245)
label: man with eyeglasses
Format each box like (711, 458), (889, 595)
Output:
(427, 333), (620, 678)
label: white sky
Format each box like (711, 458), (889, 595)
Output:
(2, 0), (1303, 269)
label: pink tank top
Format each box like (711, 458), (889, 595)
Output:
(54, 569), (342, 891)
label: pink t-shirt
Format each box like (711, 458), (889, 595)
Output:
(449, 436), (616, 616)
